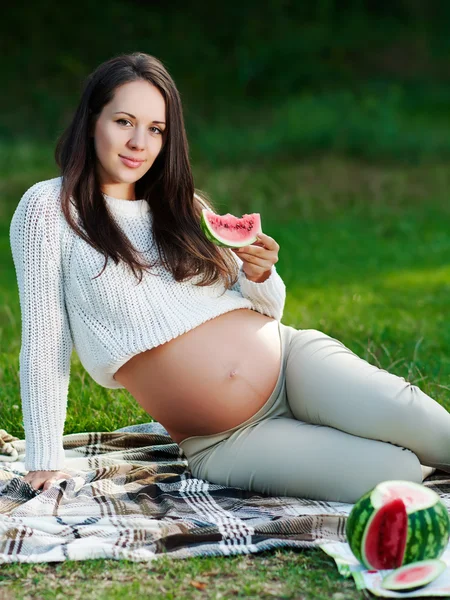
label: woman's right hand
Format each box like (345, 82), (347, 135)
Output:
(22, 470), (73, 491)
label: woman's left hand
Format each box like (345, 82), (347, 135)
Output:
(231, 232), (279, 283)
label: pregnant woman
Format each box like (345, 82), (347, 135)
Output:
(9, 52), (450, 502)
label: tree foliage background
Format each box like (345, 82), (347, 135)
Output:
(2, 0), (450, 163)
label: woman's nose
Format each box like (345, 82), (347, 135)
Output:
(128, 128), (145, 150)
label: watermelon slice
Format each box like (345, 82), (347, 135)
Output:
(346, 480), (450, 570)
(381, 558), (446, 591)
(200, 209), (262, 248)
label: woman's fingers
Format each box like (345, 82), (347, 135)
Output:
(23, 470), (72, 491)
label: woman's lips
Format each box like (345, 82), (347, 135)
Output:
(119, 155), (145, 168)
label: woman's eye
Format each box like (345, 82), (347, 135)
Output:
(116, 120), (162, 134)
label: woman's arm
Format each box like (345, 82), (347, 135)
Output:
(230, 250), (286, 321)
(9, 183), (74, 472)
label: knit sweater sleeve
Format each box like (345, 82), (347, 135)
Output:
(9, 183), (73, 472)
(230, 252), (286, 321)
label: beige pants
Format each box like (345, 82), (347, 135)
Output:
(179, 322), (447, 503)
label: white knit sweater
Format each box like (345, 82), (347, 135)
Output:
(9, 176), (287, 472)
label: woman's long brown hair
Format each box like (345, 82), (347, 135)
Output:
(55, 52), (238, 290)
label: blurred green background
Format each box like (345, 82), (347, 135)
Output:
(2, 0), (450, 165)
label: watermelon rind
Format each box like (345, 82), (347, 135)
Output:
(345, 480), (450, 570)
(381, 558), (446, 591)
(200, 208), (260, 248)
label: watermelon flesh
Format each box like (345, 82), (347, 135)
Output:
(363, 498), (408, 569)
(200, 209), (262, 248)
(381, 558), (447, 591)
(346, 480), (450, 570)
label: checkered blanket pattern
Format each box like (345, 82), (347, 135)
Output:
(0, 421), (356, 563)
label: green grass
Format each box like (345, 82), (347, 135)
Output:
(0, 550), (356, 600)
(1, 148), (450, 598)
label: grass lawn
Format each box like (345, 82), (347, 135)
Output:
(1, 150), (449, 599)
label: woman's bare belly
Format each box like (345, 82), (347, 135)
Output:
(113, 308), (281, 445)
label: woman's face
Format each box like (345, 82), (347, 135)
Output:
(92, 79), (166, 200)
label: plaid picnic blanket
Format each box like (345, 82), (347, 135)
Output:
(0, 421), (353, 563)
(1, 422), (450, 597)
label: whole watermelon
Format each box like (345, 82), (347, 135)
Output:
(346, 480), (449, 570)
